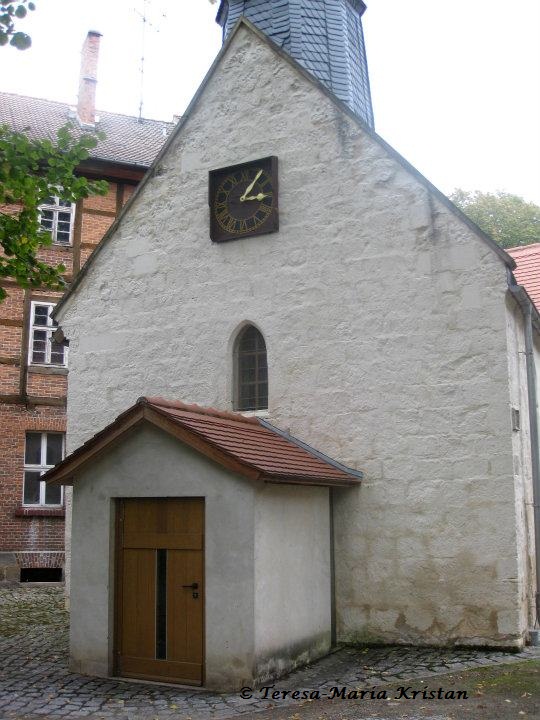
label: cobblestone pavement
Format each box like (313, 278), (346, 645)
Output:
(0, 586), (538, 720)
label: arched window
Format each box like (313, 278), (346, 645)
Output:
(234, 325), (268, 411)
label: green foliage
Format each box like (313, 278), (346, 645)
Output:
(0, 1), (35, 49)
(0, 123), (108, 302)
(451, 189), (540, 249)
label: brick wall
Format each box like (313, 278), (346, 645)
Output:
(15, 551), (64, 568)
(0, 403), (66, 552)
(0, 176), (141, 570)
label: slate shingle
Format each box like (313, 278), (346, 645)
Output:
(217, 0), (374, 128)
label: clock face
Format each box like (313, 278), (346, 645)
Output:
(209, 156), (279, 242)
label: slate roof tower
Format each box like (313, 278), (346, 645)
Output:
(216, 0), (375, 128)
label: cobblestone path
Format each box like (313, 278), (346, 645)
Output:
(0, 586), (538, 719)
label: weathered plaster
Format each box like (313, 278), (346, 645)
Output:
(60, 25), (531, 647)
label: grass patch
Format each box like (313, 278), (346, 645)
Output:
(471, 660), (539, 696)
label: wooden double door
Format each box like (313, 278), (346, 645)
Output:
(115, 498), (204, 685)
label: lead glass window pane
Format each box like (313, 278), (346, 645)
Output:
(33, 306), (49, 326)
(50, 341), (65, 365)
(40, 210), (54, 232)
(31, 330), (47, 364)
(236, 326), (268, 411)
(56, 212), (72, 243)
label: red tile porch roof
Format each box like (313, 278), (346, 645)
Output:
(507, 243), (540, 311)
(44, 397), (362, 488)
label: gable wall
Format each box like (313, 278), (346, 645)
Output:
(59, 26), (525, 646)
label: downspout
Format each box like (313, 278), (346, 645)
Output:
(329, 488), (336, 647)
(508, 270), (540, 634)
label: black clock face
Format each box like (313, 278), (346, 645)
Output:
(209, 157), (278, 242)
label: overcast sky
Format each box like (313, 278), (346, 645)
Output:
(3, 0), (540, 204)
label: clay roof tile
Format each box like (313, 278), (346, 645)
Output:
(507, 243), (540, 311)
(44, 397), (363, 488)
(0, 91), (174, 168)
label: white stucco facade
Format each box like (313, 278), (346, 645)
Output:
(58, 22), (537, 653)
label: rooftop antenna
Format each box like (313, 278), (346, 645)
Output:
(131, 0), (167, 121)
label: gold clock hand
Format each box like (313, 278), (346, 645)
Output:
(243, 193), (271, 201)
(240, 169), (263, 202)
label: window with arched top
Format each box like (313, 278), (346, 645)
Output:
(234, 325), (268, 411)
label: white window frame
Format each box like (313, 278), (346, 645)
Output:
(28, 301), (68, 367)
(38, 195), (75, 245)
(23, 432), (64, 507)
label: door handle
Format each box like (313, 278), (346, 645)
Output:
(181, 583), (198, 590)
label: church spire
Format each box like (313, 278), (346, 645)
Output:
(216, 0), (374, 129)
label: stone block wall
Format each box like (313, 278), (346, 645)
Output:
(57, 25), (534, 647)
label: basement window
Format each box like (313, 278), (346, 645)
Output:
(20, 568), (62, 583)
(39, 196), (75, 245)
(28, 302), (67, 366)
(23, 432), (64, 506)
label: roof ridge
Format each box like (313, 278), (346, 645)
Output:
(0, 89), (174, 126)
(0, 89), (73, 106)
(507, 243), (540, 253)
(98, 109), (175, 126)
(140, 396), (260, 425)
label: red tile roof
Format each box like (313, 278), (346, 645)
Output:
(507, 243), (540, 311)
(44, 397), (362, 488)
(0, 91), (174, 168)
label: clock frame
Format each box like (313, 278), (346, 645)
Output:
(209, 156), (279, 243)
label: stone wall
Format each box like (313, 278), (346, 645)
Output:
(58, 25), (531, 646)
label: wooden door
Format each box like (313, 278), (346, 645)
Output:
(115, 498), (204, 685)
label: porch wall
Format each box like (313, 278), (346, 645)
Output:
(70, 425), (257, 691)
(254, 484), (332, 681)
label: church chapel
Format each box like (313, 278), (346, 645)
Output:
(45, 0), (539, 691)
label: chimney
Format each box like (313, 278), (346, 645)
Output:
(77, 30), (102, 126)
